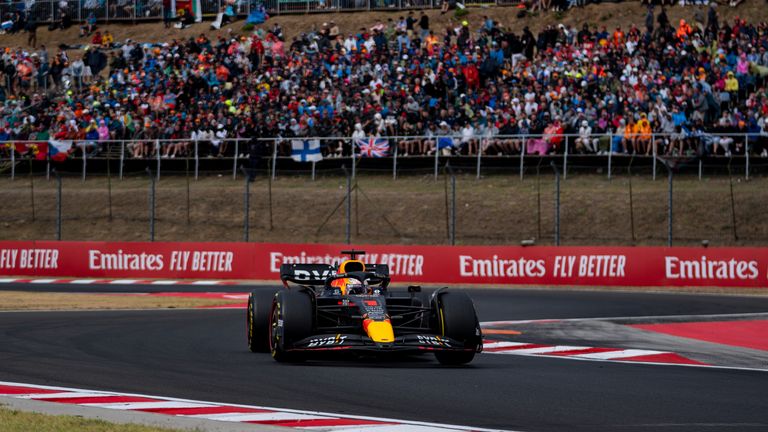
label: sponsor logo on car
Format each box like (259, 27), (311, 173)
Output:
(417, 335), (450, 347)
(307, 334), (347, 347)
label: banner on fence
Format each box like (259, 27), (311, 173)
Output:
(0, 241), (766, 288)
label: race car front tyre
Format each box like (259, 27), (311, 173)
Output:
(247, 290), (274, 353)
(434, 291), (481, 365)
(269, 290), (313, 362)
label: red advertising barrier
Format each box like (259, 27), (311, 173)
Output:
(0, 241), (767, 288)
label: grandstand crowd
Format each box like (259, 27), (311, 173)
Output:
(1, 4), (768, 160)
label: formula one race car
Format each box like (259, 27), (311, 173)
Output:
(247, 251), (482, 364)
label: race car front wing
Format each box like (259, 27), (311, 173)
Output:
(287, 333), (480, 353)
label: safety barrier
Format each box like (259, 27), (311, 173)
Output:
(1, 240), (766, 288)
(0, 0), (501, 24)
(2, 133), (765, 182)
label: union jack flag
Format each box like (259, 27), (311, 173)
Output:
(356, 137), (390, 158)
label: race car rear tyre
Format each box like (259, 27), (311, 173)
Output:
(269, 290), (313, 363)
(247, 290), (274, 353)
(434, 291), (481, 365)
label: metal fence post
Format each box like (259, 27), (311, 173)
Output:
(119, 140), (124, 180)
(698, 159), (703, 181)
(311, 160), (316, 181)
(233, 139), (239, 180)
(652, 136), (657, 181)
(519, 138), (525, 181)
(745, 138), (750, 181)
(146, 167), (156, 242)
(271, 139), (277, 181)
(54, 169), (62, 241)
(607, 132), (612, 180)
(194, 139), (199, 180)
(242, 167), (250, 242)
(392, 144), (398, 180)
(156, 139), (161, 181)
(475, 145), (481, 180)
(562, 136), (568, 180)
(81, 142), (87, 182)
(10, 146), (14, 180)
(551, 161), (560, 246)
(434, 137), (440, 180)
(351, 146), (357, 180)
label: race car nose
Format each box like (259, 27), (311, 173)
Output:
(363, 318), (394, 343)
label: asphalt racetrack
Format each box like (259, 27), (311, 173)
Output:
(2, 285), (768, 431)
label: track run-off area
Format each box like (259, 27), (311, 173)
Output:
(1, 284), (768, 432)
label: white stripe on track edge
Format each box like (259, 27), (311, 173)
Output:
(24, 391), (113, 400)
(0, 278), (18, 283)
(70, 279), (98, 284)
(502, 345), (593, 355)
(571, 349), (667, 360)
(84, 401), (216, 410)
(29, 279), (57, 284)
(184, 412), (331, 422)
(0, 381), (515, 432)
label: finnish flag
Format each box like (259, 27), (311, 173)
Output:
(290, 139), (323, 163)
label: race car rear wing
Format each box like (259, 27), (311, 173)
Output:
(280, 263), (390, 285)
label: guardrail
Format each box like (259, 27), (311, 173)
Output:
(0, 0), (501, 24)
(1, 133), (765, 182)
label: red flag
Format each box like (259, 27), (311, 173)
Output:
(13, 142), (30, 155)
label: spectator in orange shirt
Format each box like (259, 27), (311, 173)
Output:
(677, 19), (692, 40)
(633, 113), (653, 155)
(612, 26), (625, 47)
(623, 119), (635, 154)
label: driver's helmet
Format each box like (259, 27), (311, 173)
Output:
(331, 259), (367, 295)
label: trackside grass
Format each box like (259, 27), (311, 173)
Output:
(0, 407), (196, 432)
(0, 291), (241, 311)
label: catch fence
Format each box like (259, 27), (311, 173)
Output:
(2, 133), (768, 247)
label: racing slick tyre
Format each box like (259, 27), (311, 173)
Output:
(434, 291), (481, 365)
(247, 290), (274, 353)
(269, 290), (314, 363)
